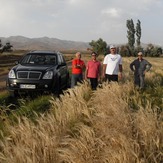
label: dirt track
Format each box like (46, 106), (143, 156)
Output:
(0, 75), (7, 91)
(0, 54), (21, 91)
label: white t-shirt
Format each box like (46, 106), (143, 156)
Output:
(103, 54), (122, 75)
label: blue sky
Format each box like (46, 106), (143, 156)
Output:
(0, 0), (163, 46)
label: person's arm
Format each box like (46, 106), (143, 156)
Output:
(143, 60), (152, 74)
(80, 60), (86, 75)
(119, 64), (123, 79)
(73, 59), (84, 69)
(85, 63), (88, 79)
(119, 64), (123, 73)
(82, 61), (86, 70)
(145, 61), (152, 72)
(72, 59), (77, 68)
(98, 63), (101, 81)
(102, 55), (108, 79)
(102, 64), (107, 79)
(130, 61), (135, 72)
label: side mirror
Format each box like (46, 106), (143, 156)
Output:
(58, 62), (66, 66)
(15, 61), (19, 65)
(56, 62), (66, 69)
(60, 62), (66, 66)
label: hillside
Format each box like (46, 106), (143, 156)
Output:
(0, 36), (91, 51)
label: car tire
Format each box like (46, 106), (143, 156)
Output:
(52, 76), (61, 96)
(65, 73), (70, 89)
(9, 90), (19, 98)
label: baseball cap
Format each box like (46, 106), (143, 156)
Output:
(138, 52), (143, 56)
(110, 45), (116, 49)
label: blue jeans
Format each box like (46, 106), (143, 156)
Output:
(71, 74), (83, 88)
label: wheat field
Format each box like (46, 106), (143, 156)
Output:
(0, 57), (162, 163)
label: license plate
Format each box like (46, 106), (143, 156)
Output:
(20, 84), (36, 89)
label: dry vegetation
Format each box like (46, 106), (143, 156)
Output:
(0, 56), (162, 163)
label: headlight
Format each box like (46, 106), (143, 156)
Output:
(8, 69), (16, 79)
(43, 71), (53, 79)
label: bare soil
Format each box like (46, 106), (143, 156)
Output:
(0, 54), (21, 65)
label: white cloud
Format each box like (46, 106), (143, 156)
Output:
(68, 0), (80, 4)
(0, 0), (163, 45)
(101, 8), (121, 18)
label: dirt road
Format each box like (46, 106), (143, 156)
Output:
(0, 74), (7, 91)
(0, 54), (21, 92)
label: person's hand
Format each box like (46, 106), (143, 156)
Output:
(102, 73), (105, 79)
(132, 70), (135, 75)
(76, 64), (81, 68)
(119, 72), (122, 80)
(143, 70), (147, 75)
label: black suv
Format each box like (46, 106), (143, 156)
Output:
(6, 50), (69, 96)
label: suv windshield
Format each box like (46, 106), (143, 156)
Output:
(20, 53), (57, 65)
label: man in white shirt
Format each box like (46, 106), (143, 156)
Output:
(102, 45), (123, 82)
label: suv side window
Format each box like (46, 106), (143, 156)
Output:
(57, 53), (62, 65)
(61, 54), (66, 64)
(58, 53), (65, 65)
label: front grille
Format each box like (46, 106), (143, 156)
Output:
(17, 71), (42, 80)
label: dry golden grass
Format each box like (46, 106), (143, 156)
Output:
(0, 81), (6, 89)
(0, 57), (162, 163)
(0, 68), (9, 76)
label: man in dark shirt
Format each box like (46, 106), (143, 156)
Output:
(130, 52), (152, 89)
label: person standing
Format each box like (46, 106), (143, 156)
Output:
(71, 52), (85, 88)
(85, 52), (101, 90)
(130, 52), (152, 89)
(102, 45), (123, 82)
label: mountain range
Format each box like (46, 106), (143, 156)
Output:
(0, 36), (91, 51)
(1, 36), (162, 52)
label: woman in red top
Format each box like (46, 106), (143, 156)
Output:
(71, 52), (85, 88)
(85, 52), (101, 90)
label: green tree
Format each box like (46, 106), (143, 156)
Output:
(126, 19), (135, 55)
(144, 44), (153, 57)
(144, 44), (162, 57)
(157, 47), (162, 57)
(151, 47), (162, 57)
(135, 46), (143, 56)
(119, 45), (130, 57)
(89, 38), (107, 56)
(136, 19), (141, 47)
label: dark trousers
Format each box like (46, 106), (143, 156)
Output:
(134, 74), (145, 88)
(89, 78), (98, 90)
(105, 74), (118, 82)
